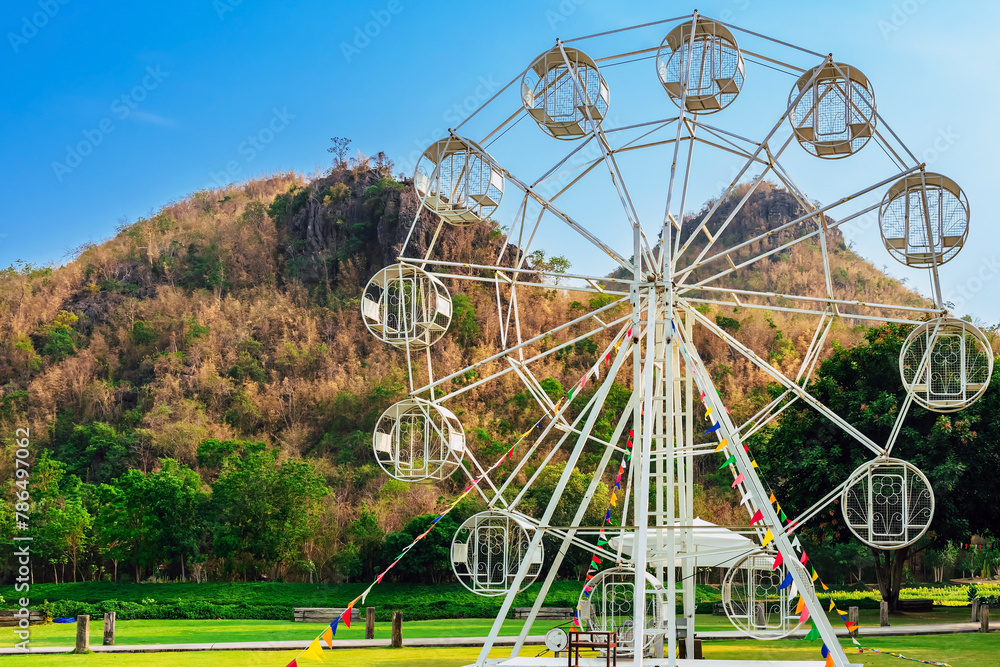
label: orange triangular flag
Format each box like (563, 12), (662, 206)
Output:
(714, 438), (728, 452)
(825, 654), (834, 667)
(795, 595), (805, 614)
(321, 626), (333, 649)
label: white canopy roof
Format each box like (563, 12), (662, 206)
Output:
(608, 518), (755, 568)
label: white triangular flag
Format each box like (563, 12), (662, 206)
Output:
(740, 493), (753, 507)
(791, 536), (802, 551)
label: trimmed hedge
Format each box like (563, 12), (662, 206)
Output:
(19, 581), (724, 622)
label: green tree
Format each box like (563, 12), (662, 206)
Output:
(346, 503), (385, 580)
(381, 514), (458, 584)
(54, 423), (134, 484)
(146, 459), (210, 582)
(753, 324), (1000, 609)
(210, 443), (328, 579)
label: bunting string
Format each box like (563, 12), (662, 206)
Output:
(672, 321), (952, 667)
(281, 324), (635, 665)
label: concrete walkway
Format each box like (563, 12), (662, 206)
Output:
(0, 622), (983, 655)
(697, 620), (983, 640)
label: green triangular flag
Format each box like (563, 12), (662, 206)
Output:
(718, 454), (737, 469)
(597, 538), (609, 546)
(804, 621), (821, 641)
(779, 509), (787, 521)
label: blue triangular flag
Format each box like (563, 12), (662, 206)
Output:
(704, 422), (721, 434)
(821, 644), (829, 658)
(777, 572), (793, 590)
(330, 617), (340, 636)
(605, 510), (611, 522)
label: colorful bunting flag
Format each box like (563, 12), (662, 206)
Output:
(714, 438), (728, 452)
(302, 638), (324, 662)
(704, 422), (721, 433)
(768, 493), (776, 504)
(762, 529), (774, 547)
(804, 621), (821, 641)
(772, 551), (783, 569)
(321, 626), (333, 649)
(749, 509), (764, 525)
(799, 551), (809, 565)
(719, 455), (737, 469)
(731, 473), (744, 488)
(329, 618), (339, 637)
(777, 572), (793, 590)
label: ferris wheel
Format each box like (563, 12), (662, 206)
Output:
(360, 10), (990, 667)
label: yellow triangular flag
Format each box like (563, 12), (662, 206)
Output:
(714, 438), (728, 452)
(751, 459), (758, 468)
(812, 569), (819, 582)
(821, 581), (829, 591)
(302, 638), (325, 662)
(322, 626), (333, 649)
(761, 529), (773, 547)
(610, 492), (618, 507)
(828, 599), (836, 612)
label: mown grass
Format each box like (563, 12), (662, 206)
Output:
(18, 607), (975, 648)
(9, 634), (1000, 667)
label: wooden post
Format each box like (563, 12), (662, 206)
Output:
(75, 615), (90, 653)
(103, 612), (116, 646)
(972, 598), (980, 622)
(365, 607), (375, 640)
(879, 601), (889, 627)
(848, 607), (859, 638)
(391, 611), (402, 648)
(981, 605), (990, 633)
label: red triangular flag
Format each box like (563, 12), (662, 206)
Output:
(342, 605), (353, 628)
(772, 551), (783, 570)
(800, 551), (809, 565)
(749, 509), (764, 525)
(286, 661), (298, 667)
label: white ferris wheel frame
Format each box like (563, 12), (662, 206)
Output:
(364, 10), (985, 667)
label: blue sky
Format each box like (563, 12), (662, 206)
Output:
(2, 0), (998, 322)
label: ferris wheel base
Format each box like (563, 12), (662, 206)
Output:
(474, 659), (861, 667)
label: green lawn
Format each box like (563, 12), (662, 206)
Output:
(9, 635), (1000, 667)
(20, 607), (974, 648)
